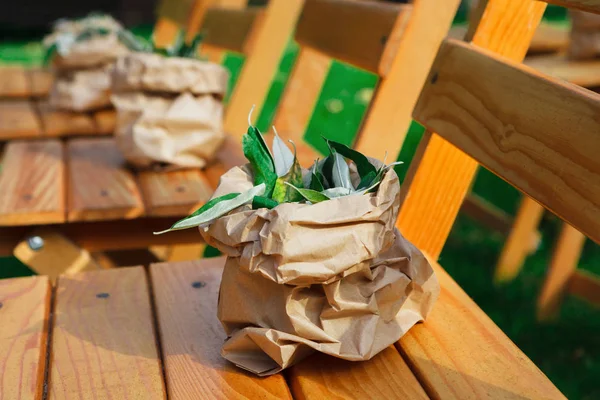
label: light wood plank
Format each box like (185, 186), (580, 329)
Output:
(204, 135), (248, 188)
(0, 140), (65, 225)
(28, 68), (53, 97)
(413, 39), (600, 243)
(37, 100), (96, 137)
(0, 66), (29, 97)
(50, 267), (166, 399)
(354, 0), (460, 160)
(67, 138), (145, 222)
(138, 169), (212, 217)
(153, 17), (183, 48)
(224, 0), (304, 140)
(397, 258), (566, 400)
(0, 276), (50, 400)
(199, 44), (227, 64)
(526, 53), (600, 88)
(537, 224), (587, 319)
(495, 197), (546, 282)
(398, 0), (546, 259)
(568, 269), (600, 307)
(545, 0), (600, 14)
(14, 229), (101, 282)
(271, 47), (331, 166)
(201, 7), (262, 53)
(150, 258), (293, 399)
(0, 100), (42, 139)
(289, 348), (428, 400)
(295, 0), (412, 75)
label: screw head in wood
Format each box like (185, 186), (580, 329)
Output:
(191, 281), (206, 289)
(431, 72), (439, 84)
(27, 236), (44, 251)
(0, 302), (3, 309)
(96, 293), (110, 299)
(176, 186), (185, 193)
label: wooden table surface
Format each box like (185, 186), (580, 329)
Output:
(0, 257), (565, 399)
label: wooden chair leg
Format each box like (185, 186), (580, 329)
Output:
(494, 197), (545, 283)
(537, 224), (586, 321)
(13, 229), (101, 282)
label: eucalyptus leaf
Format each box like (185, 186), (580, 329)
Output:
(325, 139), (376, 178)
(43, 43), (57, 65)
(243, 126), (277, 197)
(357, 170), (377, 190)
(284, 183), (330, 204)
(154, 184), (266, 234)
(272, 157), (303, 202)
(309, 172), (325, 191)
(331, 152), (353, 190)
(272, 127), (295, 177)
(322, 187), (353, 198)
(252, 195), (279, 210)
(181, 34), (203, 58)
(321, 154), (334, 188)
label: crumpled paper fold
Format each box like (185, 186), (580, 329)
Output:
(200, 162), (439, 376)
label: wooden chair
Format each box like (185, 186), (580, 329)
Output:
(0, 0), (568, 398)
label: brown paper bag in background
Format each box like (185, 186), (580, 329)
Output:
(111, 52), (228, 169)
(111, 92), (225, 168)
(568, 10), (600, 60)
(112, 52), (229, 95)
(200, 164), (439, 376)
(49, 65), (112, 112)
(52, 33), (129, 70)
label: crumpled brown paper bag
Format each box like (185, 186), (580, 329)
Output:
(199, 163), (440, 376)
(52, 33), (129, 70)
(49, 65), (112, 111)
(112, 52), (229, 95)
(111, 52), (228, 169)
(111, 92), (225, 168)
(568, 10), (600, 60)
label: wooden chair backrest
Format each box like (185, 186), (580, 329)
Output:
(231, 0), (461, 168)
(399, 0), (600, 259)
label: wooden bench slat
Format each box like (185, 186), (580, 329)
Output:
(295, 0), (412, 76)
(0, 276), (50, 400)
(397, 260), (566, 399)
(37, 100), (97, 137)
(138, 170), (212, 217)
(67, 138), (145, 222)
(0, 100), (42, 139)
(0, 67), (30, 97)
(150, 259), (293, 399)
(92, 109), (116, 135)
(568, 269), (600, 306)
(29, 68), (54, 98)
(50, 267), (166, 399)
(526, 53), (600, 88)
(413, 39), (600, 244)
(202, 7), (262, 54)
(545, 0), (600, 14)
(288, 348), (428, 400)
(0, 140), (65, 225)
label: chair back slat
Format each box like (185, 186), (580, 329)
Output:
(396, 0), (546, 259)
(201, 7), (263, 54)
(414, 39), (600, 243)
(545, 0), (600, 13)
(295, 0), (412, 76)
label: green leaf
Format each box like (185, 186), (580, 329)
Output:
(181, 33), (203, 58)
(322, 187), (353, 198)
(320, 154), (335, 188)
(331, 152), (353, 190)
(243, 125), (277, 197)
(166, 29), (185, 57)
(284, 183), (330, 204)
(118, 30), (151, 52)
(154, 184), (265, 234)
(325, 138), (376, 178)
(309, 172), (325, 191)
(357, 170), (377, 190)
(272, 156), (303, 202)
(252, 196), (279, 209)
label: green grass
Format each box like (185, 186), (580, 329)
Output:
(1, 6), (598, 398)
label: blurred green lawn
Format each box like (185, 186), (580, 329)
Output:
(1, 5), (598, 399)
